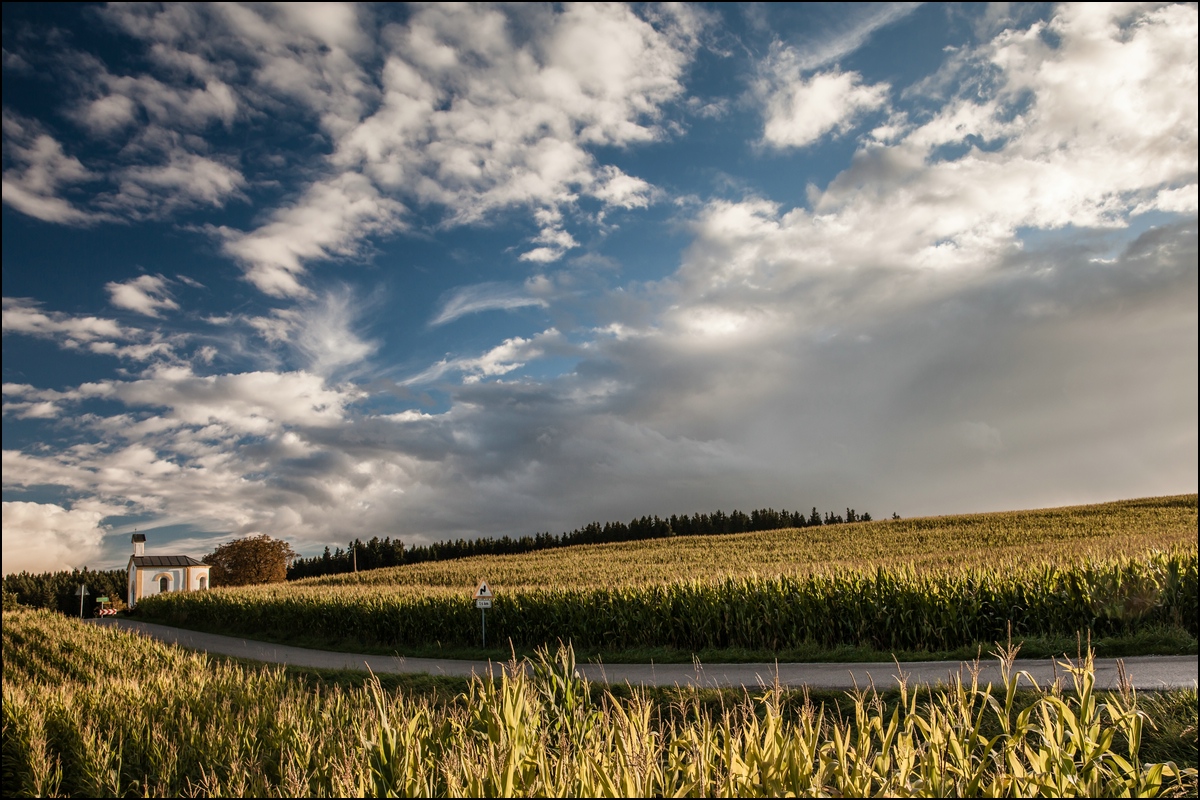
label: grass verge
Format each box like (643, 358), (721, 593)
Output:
(129, 613), (1197, 664)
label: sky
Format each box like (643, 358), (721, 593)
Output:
(2, 2), (1196, 574)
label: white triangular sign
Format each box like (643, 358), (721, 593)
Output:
(474, 580), (493, 599)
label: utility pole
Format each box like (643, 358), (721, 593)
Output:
(353, 542), (357, 573)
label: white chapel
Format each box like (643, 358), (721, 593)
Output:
(127, 533), (211, 608)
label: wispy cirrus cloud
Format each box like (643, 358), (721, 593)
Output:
(783, 3), (923, 72)
(431, 282), (549, 327)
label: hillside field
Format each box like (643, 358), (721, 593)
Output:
(136, 495), (1197, 660)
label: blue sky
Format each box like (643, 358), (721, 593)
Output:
(3, 2), (1196, 574)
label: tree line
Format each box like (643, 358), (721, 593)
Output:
(2, 535), (297, 614)
(2, 568), (127, 617)
(3, 505), (887, 610)
(287, 505), (880, 580)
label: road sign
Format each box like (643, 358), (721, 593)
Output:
(97, 608), (117, 616)
(95, 596), (109, 603)
(75, 584), (90, 596)
(474, 580), (494, 647)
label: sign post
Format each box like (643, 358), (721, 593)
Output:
(473, 580), (494, 648)
(75, 583), (89, 618)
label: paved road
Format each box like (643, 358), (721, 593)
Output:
(91, 619), (1198, 691)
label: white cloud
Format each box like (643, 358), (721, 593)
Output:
(291, 288), (379, 377)
(402, 329), (568, 386)
(2, 384), (72, 419)
(749, 4), (918, 148)
(6, 4), (701, 295)
(431, 282), (549, 327)
(106, 275), (179, 318)
(2, 4), (1195, 565)
(103, 365), (359, 433)
(245, 311), (297, 344)
(4, 297), (129, 344)
(105, 153), (245, 217)
(520, 223), (582, 264)
(1133, 185), (1198, 216)
(1, 502), (108, 573)
(592, 166), (656, 210)
(3, 297), (183, 362)
(758, 48), (891, 149)
(79, 70), (238, 136)
(706, 3), (1198, 295)
(4, 44), (247, 223)
(216, 173), (407, 298)
(2, 113), (102, 225)
(87, 341), (179, 361)
(307, 2), (698, 271)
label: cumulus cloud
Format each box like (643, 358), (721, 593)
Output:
(3, 297), (128, 344)
(216, 174), (407, 298)
(199, 2), (696, 290)
(3, 297), (182, 361)
(104, 153), (246, 218)
(100, 365), (359, 433)
(3, 43), (247, 224)
(106, 275), (179, 318)
(2, 113), (102, 224)
(760, 65), (890, 148)
(1, 502), (108, 573)
(716, 3), (1198, 295)
(2, 4), (701, 296)
(752, 3), (923, 149)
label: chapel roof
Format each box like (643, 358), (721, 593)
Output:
(130, 555), (207, 568)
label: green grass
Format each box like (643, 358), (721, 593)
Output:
(158, 618), (1198, 664)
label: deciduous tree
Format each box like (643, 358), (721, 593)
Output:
(204, 534), (296, 587)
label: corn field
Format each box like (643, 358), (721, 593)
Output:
(298, 495), (1198, 592)
(2, 609), (1195, 798)
(138, 548), (1197, 653)
(135, 496), (1197, 654)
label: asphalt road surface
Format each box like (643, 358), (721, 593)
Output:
(92, 618), (1198, 691)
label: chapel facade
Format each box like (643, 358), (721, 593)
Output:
(126, 533), (211, 608)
